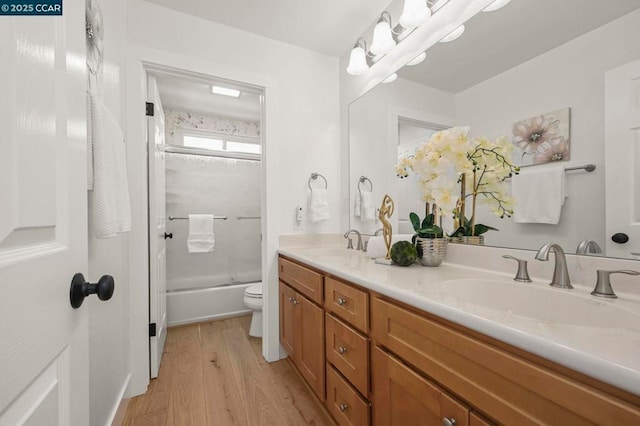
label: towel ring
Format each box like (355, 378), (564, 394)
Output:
(308, 172), (328, 191)
(358, 176), (373, 196)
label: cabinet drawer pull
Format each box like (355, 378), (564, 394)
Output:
(337, 297), (347, 306)
(338, 346), (347, 354)
(288, 296), (294, 302)
(339, 403), (348, 412)
(292, 299), (299, 305)
(442, 418), (456, 426)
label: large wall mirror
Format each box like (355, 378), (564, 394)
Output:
(348, 0), (640, 260)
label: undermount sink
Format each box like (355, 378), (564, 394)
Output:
(434, 279), (640, 329)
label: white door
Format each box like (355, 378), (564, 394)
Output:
(147, 76), (168, 378)
(605, 60), (640, 259)
(0, 2), (89, 425)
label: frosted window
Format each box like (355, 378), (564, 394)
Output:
(227, 141), (261, 155)
(183, 136), (224, 150)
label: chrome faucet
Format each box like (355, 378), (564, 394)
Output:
(576, 239), (603, 255)
(591, 269), (640, 298)
(344, 229), (363, 250)
(535, 243), (573, 289)
(374, 228), (384, 236)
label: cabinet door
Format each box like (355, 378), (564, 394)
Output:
(372, 347), (469, 426)
(297, 294), (326, 402)
(279, 281), (296, 356)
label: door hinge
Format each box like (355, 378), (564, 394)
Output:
(145, 102), (154, 117)
(149, 323), (157, 337)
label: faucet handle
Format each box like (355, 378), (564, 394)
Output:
(592, 269), (640, 299)
(346, 238), (354, 250)
(502, 255), (532, 282)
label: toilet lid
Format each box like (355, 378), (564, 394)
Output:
(245, 284), (262, 297)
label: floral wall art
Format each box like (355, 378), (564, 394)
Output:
(511, 108), (571, 166)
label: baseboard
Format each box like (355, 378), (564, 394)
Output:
(107, 373), (131, 426)
(167, 309), (252, 327)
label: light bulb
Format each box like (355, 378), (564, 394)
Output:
(406, 52), (427, 66)
(399, 0), (431, 29)
(382, 73), (397, 84)
(370, 13), (396, 56)
(483, 0), (511, 12)
(439, 25), (465, 43)
(346, 41), (369, 76)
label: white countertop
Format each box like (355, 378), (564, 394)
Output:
(278, 245), (640, 397)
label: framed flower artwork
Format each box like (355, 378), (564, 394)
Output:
(511, 108), (571, 166)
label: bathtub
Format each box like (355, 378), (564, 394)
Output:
(166, 281), (257, 326)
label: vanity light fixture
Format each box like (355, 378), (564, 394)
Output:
(399, 0), (432, 29)
(211, 86), (241, 97)
(406, 51), (427, 66)
(346, 38), (370, 76)
(482, 0), (512, 12)
(370, 11), (397, 56)
(439, 24), (465, 43)
(382, 73), (398, 84)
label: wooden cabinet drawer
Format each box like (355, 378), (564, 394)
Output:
(326, 364), (370, 426)
(325, 313), (369, 396)
(371, 346), (469, 426)
(371, 297), (640, 425)
(279, 257), (323, 305)
(325, 277), (368, 333)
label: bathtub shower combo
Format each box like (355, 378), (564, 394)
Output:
(164, 152), (262, 334)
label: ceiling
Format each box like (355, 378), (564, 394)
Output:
(397, 0), (640, 93)
(154, 74), (262, 121)
(144, 0), (392, 57)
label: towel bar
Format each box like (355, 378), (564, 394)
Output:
(358, 176), (373, 195)
(308, 172), (328, 190)
(506, 163), (596, 179)
(168, 216), (228, 220)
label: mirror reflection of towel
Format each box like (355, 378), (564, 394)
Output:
(360, 191), (376, 221)
(512, 166), (565, 224)
(310, 189), (330, 223)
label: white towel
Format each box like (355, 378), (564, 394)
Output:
(187, 214), (215, 253)
(367, 234), (416, 259)
(360, 191), (376, 221)
(87, 90), (132, 238)
(309, 189), (330, 223)
(354, 191), (361, 217)
(512, 165), (565, 224)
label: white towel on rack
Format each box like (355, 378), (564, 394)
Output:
(87, 90), (132, 238)
(512, 165), (566, 224)
(354, 191), (361, 217)
(187, 214), (215, 253)
(309, 189), (330, 223)
(360, 190), (376, 221)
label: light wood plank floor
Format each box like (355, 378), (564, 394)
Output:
(123, 316), (334, 426)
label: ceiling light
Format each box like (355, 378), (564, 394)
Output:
(346, 38), (370, 76)
(211, 86), (240, 97)
(482, 0), (511, 12)
(370, 12), (396, 56)
(399, 0), (431, 29)
(406, 52), (427, 66)
(439, 25), (465, 43)
(382, 73), (397, 84)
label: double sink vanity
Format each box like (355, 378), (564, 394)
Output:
(278, 243), (640, 425)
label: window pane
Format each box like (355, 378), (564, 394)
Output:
(227, 141), (261, 155)
(184, 135), (224, 150)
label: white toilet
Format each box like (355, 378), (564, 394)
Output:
(243, 283), (263, 337)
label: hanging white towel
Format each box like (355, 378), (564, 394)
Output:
(354, 191), (361, 217)
(87, 90), (132, 238)
(309, 189), (330, 223)
(360, 190), (376, 221)
(512, 165), (566, 224)
(187, 214), (215, 253)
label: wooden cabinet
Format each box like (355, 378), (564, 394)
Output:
(327, 364), (370, 426)
(372, 346), (469, 426)
(325, 313), (369, 396)
(325, 277), (369, 333)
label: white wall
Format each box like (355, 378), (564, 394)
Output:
(349, 78), (456, 233)
(86, 0), (131, 424)
(456, 9), (640, 251)
(124, 0), (342, 384)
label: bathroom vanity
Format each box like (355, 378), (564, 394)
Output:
(278, 247), (640, 425)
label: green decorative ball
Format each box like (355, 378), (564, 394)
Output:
(390, 240), (418, 266)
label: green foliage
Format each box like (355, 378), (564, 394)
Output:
(449, 215), (498, 237)
(409, 212), (444, 239)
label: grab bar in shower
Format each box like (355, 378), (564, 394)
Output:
(237, 216), (261, 220)
(168, 215), (228, 220)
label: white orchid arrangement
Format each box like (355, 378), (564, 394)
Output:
(396, 126), (519, 236)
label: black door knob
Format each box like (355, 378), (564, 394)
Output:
(611, 233), (629, 244)
(164, 232), (173, 240)
(70, 273), (115, 309)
